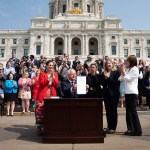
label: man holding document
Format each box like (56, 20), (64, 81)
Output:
(61, 65), (103, 98)
(61, 69), (88, 98)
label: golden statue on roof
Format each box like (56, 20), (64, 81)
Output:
(68, 7), (84, 14)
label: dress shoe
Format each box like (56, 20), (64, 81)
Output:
(107, 129), (115, 134)
(129, 131), (142, 136)
(103, 128), (107, 137)
(124, 130), (133, 135)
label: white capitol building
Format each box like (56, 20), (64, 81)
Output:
(0, 0), (150, 65)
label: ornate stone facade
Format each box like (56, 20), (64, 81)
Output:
(0, 0), (150, 65)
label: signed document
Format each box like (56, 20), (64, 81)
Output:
(77, 76), (86, 94)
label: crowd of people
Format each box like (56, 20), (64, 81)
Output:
(0, 52), (150, 137)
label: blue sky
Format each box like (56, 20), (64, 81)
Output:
(0, 0), (150, 30)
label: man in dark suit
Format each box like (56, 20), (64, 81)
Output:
(30, 55), (40, 69)
(72, 56), (80, 71)
(61, 69), (80, 98)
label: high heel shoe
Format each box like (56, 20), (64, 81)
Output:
(6, 113), (9, 117)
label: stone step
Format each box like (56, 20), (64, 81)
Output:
(2, 105), (149, 117)
(1, 97), (149, 116)
(13, 112), (33, 116)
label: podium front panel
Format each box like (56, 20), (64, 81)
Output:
(43, 98), (104, 143)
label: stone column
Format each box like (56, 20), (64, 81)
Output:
(50, 35), (54, 55)
(129, 38), (133, 55)
(60, 0), (62, 14)
(104, 35), (109, 56)
(29, 34), (35, 55)
(82, 0), (84, 10)
(44, 34), (50, 56)
(56, 0), (59, 15)
(49, 3), (52, 19)
(98, 34), (102, 55)
(141, 39), (144, 59)
(84, 35), (88, 56)
(83, 0), (87, 12)
(94, 1), (97, 15)
(69, 0), (72, 10)
(99, 2), (104, 19)
(66, 0), (69, 12)
(64, 34), (68, 54)
(6, 38), (12, 58)
(84, 35), (89, 56)
(72, 0), (74, 9)
(118, 35), (123, 58)
(97, 3), (100, 18)
(81, 34), (85, 56)
(92, 2), (94, 14)
(68, 34), (71, 55)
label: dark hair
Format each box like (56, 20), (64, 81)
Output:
(7, 73), (14, 80)
(127, 55), (137, 68)
(145, 71), (150, 79)
(84, 63), (89, 69)
(46, 60), (54, 66)
(6, 61), (11, 67)
(30, 55), (34, 59)
(0, 84), (3, 89)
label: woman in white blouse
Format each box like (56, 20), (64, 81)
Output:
(120, 55), (142, 136)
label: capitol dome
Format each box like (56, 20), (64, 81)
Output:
(49, 0), (104, 20)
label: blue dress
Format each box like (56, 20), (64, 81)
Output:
(119, 81), (125, 97)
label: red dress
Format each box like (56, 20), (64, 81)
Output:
(32, 76), (40, 100)
(35, 72), (59, 126)
(36, 72), (59, 101)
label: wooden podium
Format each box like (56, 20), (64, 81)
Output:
(43, 98), (104, 143)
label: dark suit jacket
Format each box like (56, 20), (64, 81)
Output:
(143, 78), (150, 95)
(86, 73), (103, 98)
(101, 70), (120, 98)
(33, 59), (40, 69)
(72, 60), (80, 70)
(61, 79), (80, 98)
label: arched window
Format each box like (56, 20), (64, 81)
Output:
(54, 37), (64, 55)
(87, 5), (90, 13)
(74, 3), (79, 8)
(63, 5), (66, 13)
